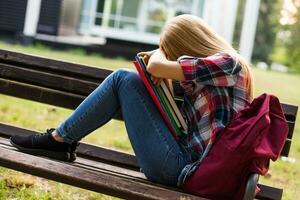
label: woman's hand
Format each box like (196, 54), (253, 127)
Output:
(138, 49), (164, 86)
(137, 49), (158, 65)
(151, 76), (163, 86)
(147, 49), (168, 66)
(138, 48), (185, 82)
(146, 49), (185, 81)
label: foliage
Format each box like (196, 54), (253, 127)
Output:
(271, 0), (300, 71)
(252, 0), (283, 64)
(282, 4), (300, 69)
(233, 0), (282, 64)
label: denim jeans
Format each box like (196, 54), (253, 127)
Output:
(56, 68), (192, 186)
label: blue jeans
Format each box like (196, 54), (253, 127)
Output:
(56, 68), (192, 186)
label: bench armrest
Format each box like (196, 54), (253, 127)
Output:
(243, 173), (259, 200)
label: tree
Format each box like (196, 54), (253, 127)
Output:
(280, 0), (300, 70)
(252, 0), (283, 64)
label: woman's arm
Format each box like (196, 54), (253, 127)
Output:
(146, 49), (185, 81)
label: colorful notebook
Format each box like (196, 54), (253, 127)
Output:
(133, 56), (187, 140)
(138, 57), (187, 132)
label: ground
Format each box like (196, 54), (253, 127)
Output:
(0, 42), (299, 199)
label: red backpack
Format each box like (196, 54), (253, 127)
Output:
(182, 94), (288, 200)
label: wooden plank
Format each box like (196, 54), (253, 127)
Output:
(0, 49), (113, 81)
(0, 123), (137, 169)
(256, 184), (283, 200)
(287, 120), (295, 139)
(0, 114), (292, 169)
(0, 78), (84, 109)
(0, 146), (206, 200)
(0, 138), (193, 195)
(0, 63), (99, 95)
(0, 128), (287, 200)
(281, 103), (298, 121)
(0, 78), (295, 134)
(0, 138), (144, 181)
(1, 49), (297, 123)
(0, 78), (123, 119)
(280, 139), (292, 157)
(77, 142), (138, 170)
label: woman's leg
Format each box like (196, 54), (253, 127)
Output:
(57, 68), (192, 186)
(13, 68), (191, 186)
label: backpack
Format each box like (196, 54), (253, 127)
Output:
(182, 94), (289, 200)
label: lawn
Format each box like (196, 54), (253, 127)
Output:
(0, 41), (299, 199)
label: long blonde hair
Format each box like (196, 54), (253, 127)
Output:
(160, 14), (253, 100)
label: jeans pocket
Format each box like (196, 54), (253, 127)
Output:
(159, 144), (191, 186)
(178, 137), (195, 160)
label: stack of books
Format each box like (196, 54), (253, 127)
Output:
(133, 56), (187, 140)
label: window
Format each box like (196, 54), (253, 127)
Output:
(94, 0), (139, 31)
(79, 0), (205, 44)
(95, 0), (105, 26)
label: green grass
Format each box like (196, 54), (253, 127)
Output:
(252, 69), (300, 199)
(0, 41), (300, 199)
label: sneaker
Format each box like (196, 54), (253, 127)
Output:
(10, 129), (79, 162)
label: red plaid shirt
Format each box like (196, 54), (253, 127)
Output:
(177, 52), (251, 185)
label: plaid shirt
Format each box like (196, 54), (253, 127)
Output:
(177, 52), (251, 186)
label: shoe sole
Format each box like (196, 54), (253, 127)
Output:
(9, 138), (75, 162)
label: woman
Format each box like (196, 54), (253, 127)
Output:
(10, 14), (253, 187)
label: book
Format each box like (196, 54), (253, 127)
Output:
(137, 57), (182, 134)
(160, 81), (188, 131)
(157, 86), (181, 128)
(133, 56), (187, 140)
(156, 86), (182, 132)
(138, 57), (186, 132)
(133, 60), (179, 140)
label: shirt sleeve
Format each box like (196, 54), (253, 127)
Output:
(177, 53), (241, 87)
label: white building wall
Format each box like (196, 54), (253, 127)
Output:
(239, 0), (261, 61)
(202, 0), (238, 44)
(77, 0), (260, 61)
(23, 0), (42, 37)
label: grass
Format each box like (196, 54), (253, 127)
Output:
(0, 41), (300, 199)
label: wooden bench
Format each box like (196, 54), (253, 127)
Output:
(0, 49), (298, 200)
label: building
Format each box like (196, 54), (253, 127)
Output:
(0, 0), (260, 61)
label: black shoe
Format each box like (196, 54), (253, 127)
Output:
(10, 129), (79, 162)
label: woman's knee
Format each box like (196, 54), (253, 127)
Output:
(113, 68), (141, 84)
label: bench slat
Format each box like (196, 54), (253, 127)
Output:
(0, 145), (205, 200)
(0, 138), (144, 182)
(0, 73), (298, 122)
(0, 63), (98, 95)
(0, 78), (84, 109)
(281, 139), (292, 158)
(0, 49), (112, 81)
(0, 50), (297, 123)
(0, 78), (295, 157)
(0, 123), (287, 200)
(281, 103), (298, 121)
(1, 143), (194, 196)
(287, 120), (295, 139)
(256, 184), (283, 200)
(0, 123), (137, 169)
(0, 78), (123, 120)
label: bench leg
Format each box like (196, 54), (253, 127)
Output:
(243, 173), (259, 200)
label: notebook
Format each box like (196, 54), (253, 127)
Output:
(133, 56), (187, 140)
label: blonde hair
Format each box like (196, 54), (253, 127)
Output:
(160, 14), (253, 100)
